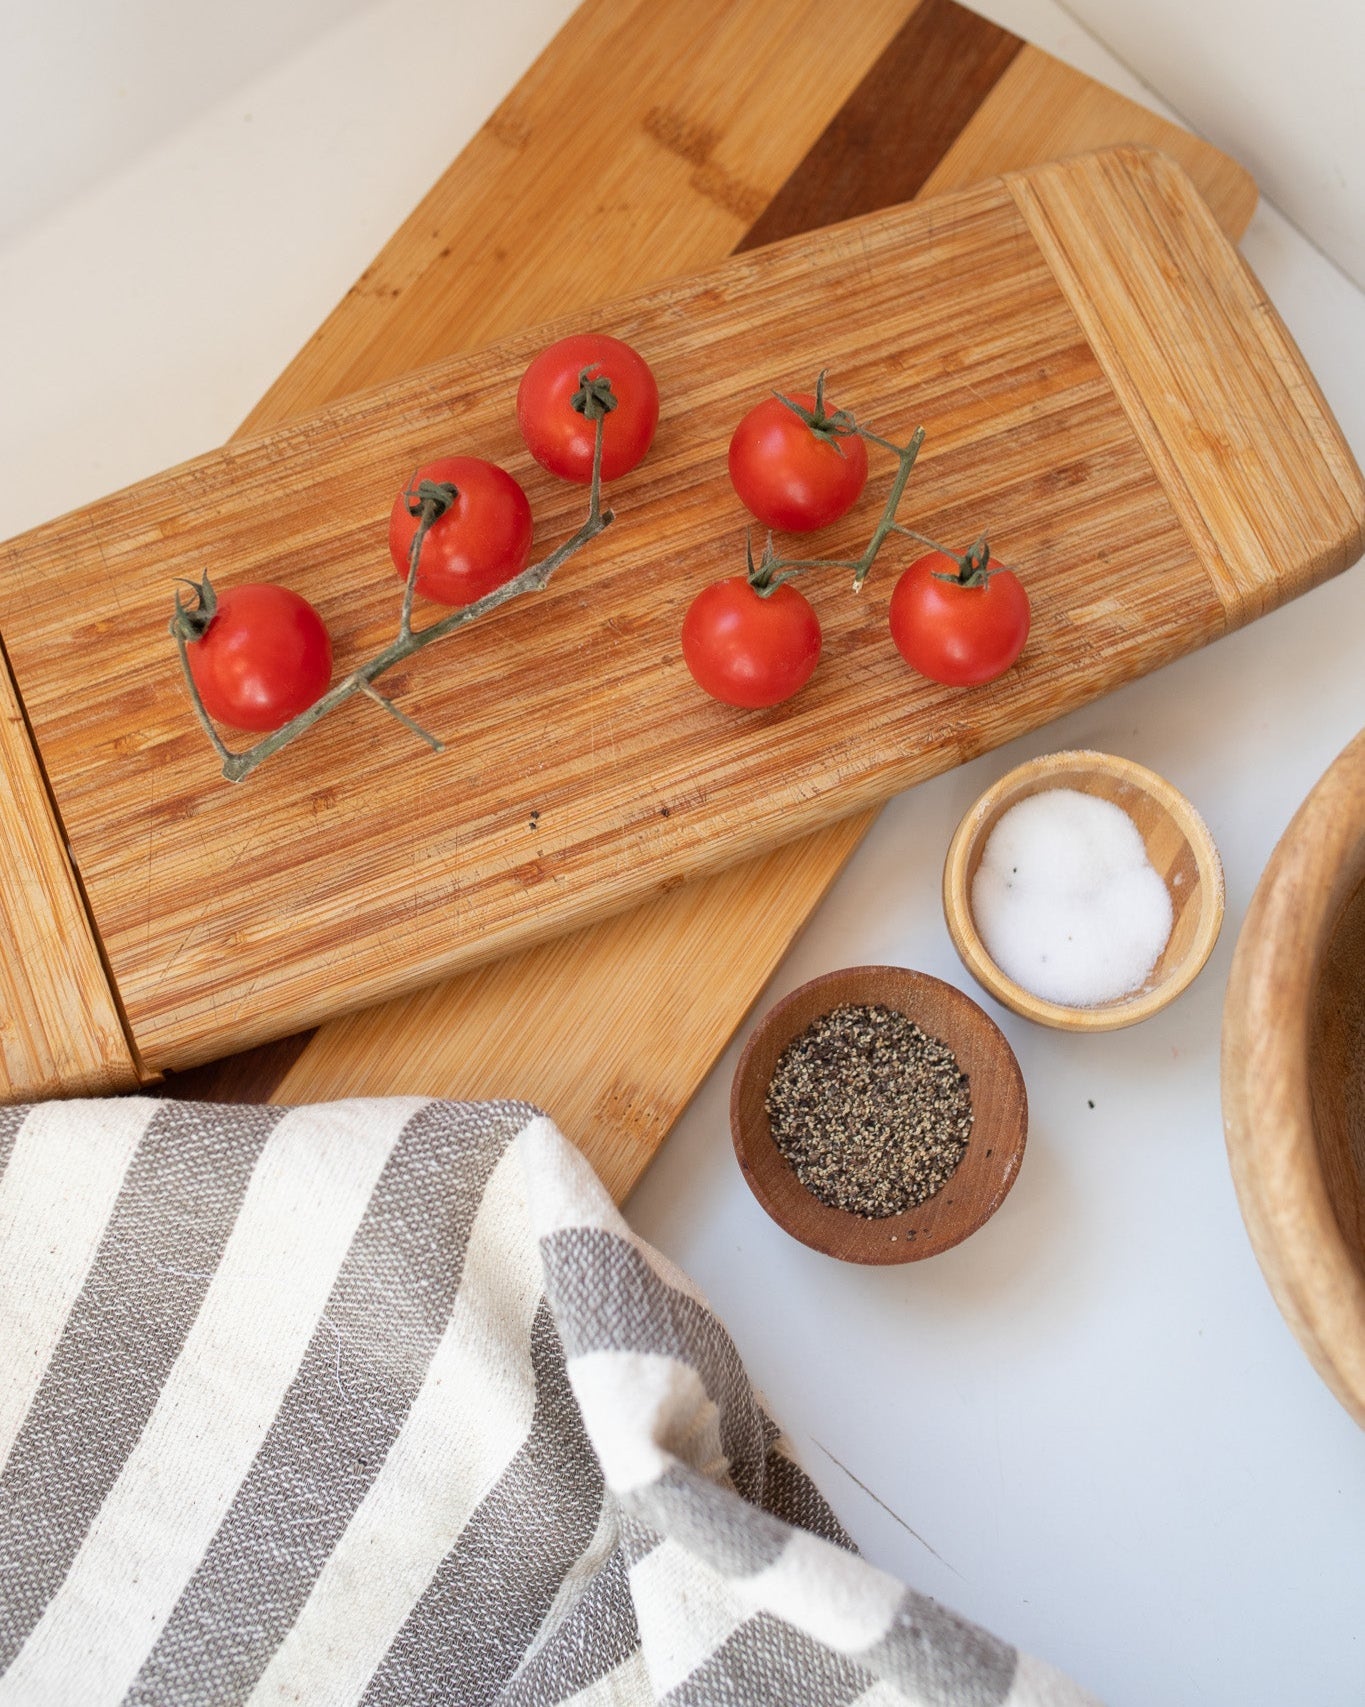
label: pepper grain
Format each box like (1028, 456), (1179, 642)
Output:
(765, 1002), (972, 1217)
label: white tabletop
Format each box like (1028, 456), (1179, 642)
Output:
(2, 3), (1362, 1702)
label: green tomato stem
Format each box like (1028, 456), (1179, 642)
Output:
(171, 622), (238, 767)
(397, 479), (460, 641)
(746, 423), (926, 595)
(357, 680), (445, 751)
(893, 524), (996, 586)
(773, 367), (860, 457)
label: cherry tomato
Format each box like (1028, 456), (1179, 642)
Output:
(389, 456), (533, 606)
(187, 583), (332, 732)
(728, 389), (868, 533)
(681, 576), (821, 708)
(887, 551), (1030, 686)
(516, 333), (659, 484)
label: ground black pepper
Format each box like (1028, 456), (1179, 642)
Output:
(765, 1002), (973, 1217)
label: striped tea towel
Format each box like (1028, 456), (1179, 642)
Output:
(0, 1097), (1097, 1706)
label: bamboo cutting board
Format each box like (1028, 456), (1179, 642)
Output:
(2, 146), (1361, 1108)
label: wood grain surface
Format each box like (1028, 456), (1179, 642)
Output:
(1010, 150), (1362, 625)
(0, 0), (1261, 1183)
(1222, 729), (1365, 1428)
(240, 0), (923, 431)
(234, 820), (873, 1205)
(0, 660), (138, 1099)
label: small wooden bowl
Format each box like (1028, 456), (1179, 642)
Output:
(730, 965), (1027, 1263)
(943, 750), (1224, 1031)
(1222, 729), (1365, 1427)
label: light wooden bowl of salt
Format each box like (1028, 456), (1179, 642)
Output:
(943, 751), (1224, 1031)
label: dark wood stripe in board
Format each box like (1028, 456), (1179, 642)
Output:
(153, 0), (1025, 1111)
(736, 0), (1025, 252)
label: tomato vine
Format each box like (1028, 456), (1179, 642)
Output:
(171, 374), (616, 783)
(734, 409), (927, 597)
(684, 370), (1028, 705)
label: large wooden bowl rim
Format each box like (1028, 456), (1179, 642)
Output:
(730, 965), (1027, 1265)
(942, 749), (1225, 1032)
(1221, 728), (1365, 1427)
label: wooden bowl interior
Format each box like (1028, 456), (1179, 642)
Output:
(1309, 872), (1365, 1285)
(731, 966), (1027, 1264)
(1223, 729), (1365, 1426)
(947, 752), (1223, 1029)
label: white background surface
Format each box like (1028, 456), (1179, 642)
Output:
(1, 2), (1363, 1703)
(1059, 0), (1365, 293)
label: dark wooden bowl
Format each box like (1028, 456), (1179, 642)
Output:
(730, 965), (1028, 1263)
(1222, 728), (1365, 1427)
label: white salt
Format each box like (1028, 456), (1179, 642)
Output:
(971, 787), (1174, 1007)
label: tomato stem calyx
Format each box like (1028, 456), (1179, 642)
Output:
(168, 573), (219, 645)
(572, 367), (619, 421)
(404, 478), (459, 521)
(774, 368), (859, 459)
(744, 532), (805, 597)
(896, 527), (999, 588)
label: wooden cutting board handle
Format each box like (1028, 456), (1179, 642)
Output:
(0, 666), (138, 1099)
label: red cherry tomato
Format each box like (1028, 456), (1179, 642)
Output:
(728, 390), (868, 533)
(389, 456), (533, 606)
(187, 583), (332, 732)
(681, 576), (822, 708)
(887, 551), (1030, 686)
(517, 333), (659, 484)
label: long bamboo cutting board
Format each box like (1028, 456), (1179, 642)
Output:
(0, 0), (1263, 1172)
(2, 145), (1361, 1107)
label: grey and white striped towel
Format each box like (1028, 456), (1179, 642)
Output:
(0, 1097), (1096, 1706)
